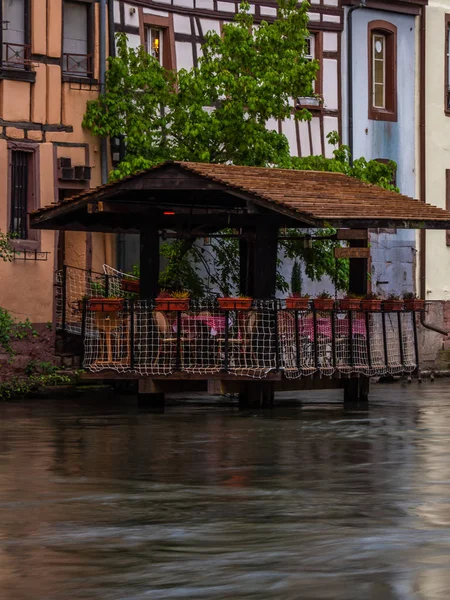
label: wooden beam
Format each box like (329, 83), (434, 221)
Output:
(140, 224), (160, 299)
(337, 229), (368, 240)
(251, 225), (278, 297)
(334, 247), (370, 259)
(348, 239), (369, 296)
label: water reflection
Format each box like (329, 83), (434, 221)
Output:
(0, 384), (449, 598)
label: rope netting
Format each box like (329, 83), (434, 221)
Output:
(83, 300), (279, 378)
(280, 309), (418, 379)
(55, 266), (127, 335)
(82, 302), (418, 378)
(56, 266), (419, 379)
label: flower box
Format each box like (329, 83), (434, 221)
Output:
(404, 299), (425, 311)
(285, 297), (310, 310)
(155, 298), (190, 311)
(217, 297), (253, 310)
(383, 300), (404, 312)
(312, 298), (334, 311)
(338, 299), (361, 311)
(121, 278), (140, 293)
(361, 299), (382, 311)
(79, 298), (124, 312)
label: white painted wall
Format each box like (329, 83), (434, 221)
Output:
(424, 0), (450, 300)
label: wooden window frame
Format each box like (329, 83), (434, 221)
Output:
(445, 15), (450, 115)
(7, 142), (40, 251)
(139, 10), (176, 71)
(62, 0), (95, 82)
(295, 32), (323, 110)
(368, 20), (397, 122)
(0, 0), (35, 82)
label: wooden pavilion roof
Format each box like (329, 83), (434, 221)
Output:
(30, 161), (450, 231)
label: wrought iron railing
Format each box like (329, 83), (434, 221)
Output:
(62, 53), (93, 77)
(55, 266), (420, 379)
(2, 42), (31, 68)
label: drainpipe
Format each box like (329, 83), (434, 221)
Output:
(99, 0), (108, 186)
(347, 0), (366, 165)
(418, 7), (448, 334)
(99, 0), (113, 265)
(107, 0), (115, 60)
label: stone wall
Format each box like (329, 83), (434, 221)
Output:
(0, 324), (57, 383)
(418, 301), (450, 370)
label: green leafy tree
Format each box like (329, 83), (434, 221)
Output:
(83, 1), (397, 294)
(290, 260), (302, 295)
(0, 231), (14, 262)
(83, 0), (318, 178)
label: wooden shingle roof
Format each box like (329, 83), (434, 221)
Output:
(30, 161), (450, 230)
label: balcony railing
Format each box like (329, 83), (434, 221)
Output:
(62, 53), (93, 77)
(2, 42), (31, 68)
(55, 266), (420, 380)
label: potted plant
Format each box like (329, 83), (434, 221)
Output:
(121, 277), (140, 294)
(155, 289), (190, 311)
(312, 292), (334, 311)
(338, 293), (362, 311)
(384, 293), (404, 312)
(82, 297), (124, 312)
(286, 293), (310, 310)
(217, 295), (253, 310)
(403, 292), (425, 311)
(361, 292), (382, 311)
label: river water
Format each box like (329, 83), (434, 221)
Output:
(1, 382), (450, 599)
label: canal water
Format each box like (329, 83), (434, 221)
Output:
(1, 382), (450, 599)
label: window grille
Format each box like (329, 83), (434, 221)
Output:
(10, 150), (29, 239)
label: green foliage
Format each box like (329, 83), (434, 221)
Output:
(90, 281), (106, 297)
(25, 360), (59, 377)
(0, 308), (35, 359)
(290, 260), (302, 295)
(282, 228), (349, 292)
(0, 230), (14, 262)
(159, 240), (205, 297)
(292, 131), (398, 192)
(0, 373), (72, 401)
(83, 0), (317, 178)
(194, 233), (240, 297)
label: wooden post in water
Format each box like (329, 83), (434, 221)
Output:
(341, 229), (370, 406)
(239, 223), (278, 409)
(138, 223), (164, 408)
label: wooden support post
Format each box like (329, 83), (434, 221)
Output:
(207, 379), (223, 395)
(348, 236), (369, 296)
(138, 379), (165, 412)
(239, 233), (250, 296)
(343, 377), (369, 409)
(139, 224), (160, 300)
(252, 225), (278, 298)
(238, 224), (278, 409)
(239, 381), (274, 409)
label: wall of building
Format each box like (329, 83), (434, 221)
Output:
(0, 0), (107, 324)
(422, 0), (450, 301)
(342, 7), (418, 297)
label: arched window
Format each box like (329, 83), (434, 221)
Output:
(368, 21), (397, 122)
